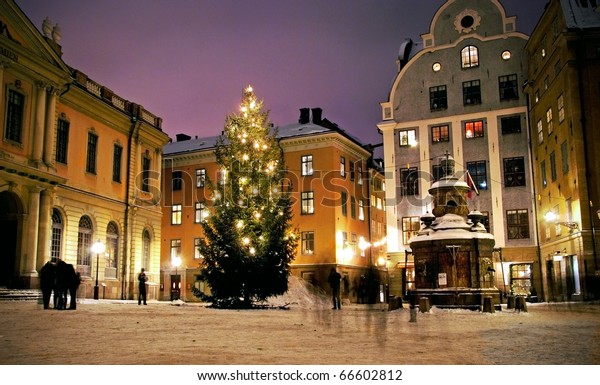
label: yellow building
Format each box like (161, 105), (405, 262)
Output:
(525, 0), (600, 301)
(161, 108), (387, 303)
(0, 0), (170, 300)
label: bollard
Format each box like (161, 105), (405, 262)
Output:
(482, 296), (494, 313)
(419, 297), (430, 313)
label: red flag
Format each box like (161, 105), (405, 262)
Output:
(466, 170), (479, 199)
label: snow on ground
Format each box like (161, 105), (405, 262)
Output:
(0, 276), (599, 366)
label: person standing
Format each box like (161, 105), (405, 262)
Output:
(39, 259), (56, 309)
(138, 268), (148, 305)
(328, 267), (342, 310)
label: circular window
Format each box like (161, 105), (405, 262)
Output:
(461, 15), (474, 29)
(502, 50), (512, 60)
(432, 62), (441, 72)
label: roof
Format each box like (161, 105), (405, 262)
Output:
(164, 121), (370, 156)
(560, 0), (600, 29)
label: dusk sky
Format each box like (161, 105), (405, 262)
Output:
(16, 0), (549, 148)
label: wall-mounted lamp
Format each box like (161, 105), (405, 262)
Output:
(544, 211), (579, 230)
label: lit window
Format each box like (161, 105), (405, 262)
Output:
(502, 50), (511, 60)
(465, 120), (484, 139)
(301, 155), (313, 176)
(301, 191), (314, 215)
(171, 204), (182, 225)
(432, 62), (441, 71)
(399, 130), (416, 146)
(461, 45), (479, 68)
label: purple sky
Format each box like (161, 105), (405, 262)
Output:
(16, 0), (548, 148)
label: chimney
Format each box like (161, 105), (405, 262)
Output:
(299, 108), (310, 124)
(311, 108), (322, 125)
(176, 133), (191, 142)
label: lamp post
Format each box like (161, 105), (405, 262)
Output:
(91, 240), (105, 300)
(171, 256), (182, 301)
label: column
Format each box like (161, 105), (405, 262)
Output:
(0, 62), (6, 110)
(43, 88), (58, 165)
(23, 187), (42, 277)
(36, 189), (53, 270)
(32, 82), (47, 163)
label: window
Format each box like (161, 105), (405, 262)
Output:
(112, 144), (122, 183)
(550, 151), (557, 182)
(541, 161), (547, 188)
(51, 209), (63, 261)
(461, 45), (479, 68)
(56, 119), (69, 164)
(301, 155), (313, 176)
(357, 163), (363, 185)
(170, 239), (181, 261)
(399, 129), (416, 146)
(561, 141), (569, 174)
(350, 196), (356, 219)
(171, 204), (182, 225)
(142, 230), (151, 270)
(504, 157), (525, 187)
(507, 209), (530, 239)
(76, 216), (93, 273)
(537, 119), (544, 144)
(349, 161), (355, 181)
(5, 89), (24, 143)
(340, 156), (346, 178)
(535, 90), (540, 104)
(195, 202), (207, 223)
(301, 191), (314, 215)
(558, 94), (565, 123)
(544, 76), (549, 90)
(196, 168), (206, 188)
(194, 238), (203, 259)
(499, 74), (518, 100)
(217, 169), (227, 186)
(172, 171), (183, 191)
(402, 217), (420, 245)
(301, 231), (315, 255)
(105, 222), (119, 278)
(142, 156), (151, 192)
(86, 132), (98, 174)
(466, 161), (488, 190)
(341, 191), (348, 216)
(358, 200), (365, 221)
(501, 116), (521, 134)
(429, 85), (448, 110)
(431, 125), (449, 142)
(400, 167), (419, 196)
(463, 80), (481, 105)
(465, 120), (484, 138)
(546, 107), (554, 135)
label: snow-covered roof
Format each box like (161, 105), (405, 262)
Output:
(429, 177), (470, 190)
(409, 213), (495, 245)
(164, 122), (369, 156)
(560, 0), (600, 29)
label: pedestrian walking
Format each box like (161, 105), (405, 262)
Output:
(138, 268), (148, 305)
(328, 267), (342, 310)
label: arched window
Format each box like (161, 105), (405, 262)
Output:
(77, 216), (93, 276)
(105, 222), (119, 279)
(51, 209), (63, 261)
(142, 230), (151, 271)
(461, 45), (479, 68)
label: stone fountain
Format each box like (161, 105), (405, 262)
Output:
(409, 156), (499, 310)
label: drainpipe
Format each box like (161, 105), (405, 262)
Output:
(121, 115), (140, 299)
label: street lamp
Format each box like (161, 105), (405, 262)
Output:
(544, 211), (579, 230)
(91, 240), (105, 300)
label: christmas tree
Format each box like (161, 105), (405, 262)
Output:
(197, 86), (297, 308)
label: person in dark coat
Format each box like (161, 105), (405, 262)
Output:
(328, 268), (342, 310)
(39, 260), (57, 310)
(138, 268), (148, 305)
(64, 263), (81, 310)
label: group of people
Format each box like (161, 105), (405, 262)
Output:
(39, 258), (81, 310)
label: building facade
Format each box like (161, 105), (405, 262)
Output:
(161, 108), (387, 303)
(378, 0), (540, 300)
(525, 0), (600, 301)
(0, 0), (170, 300)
